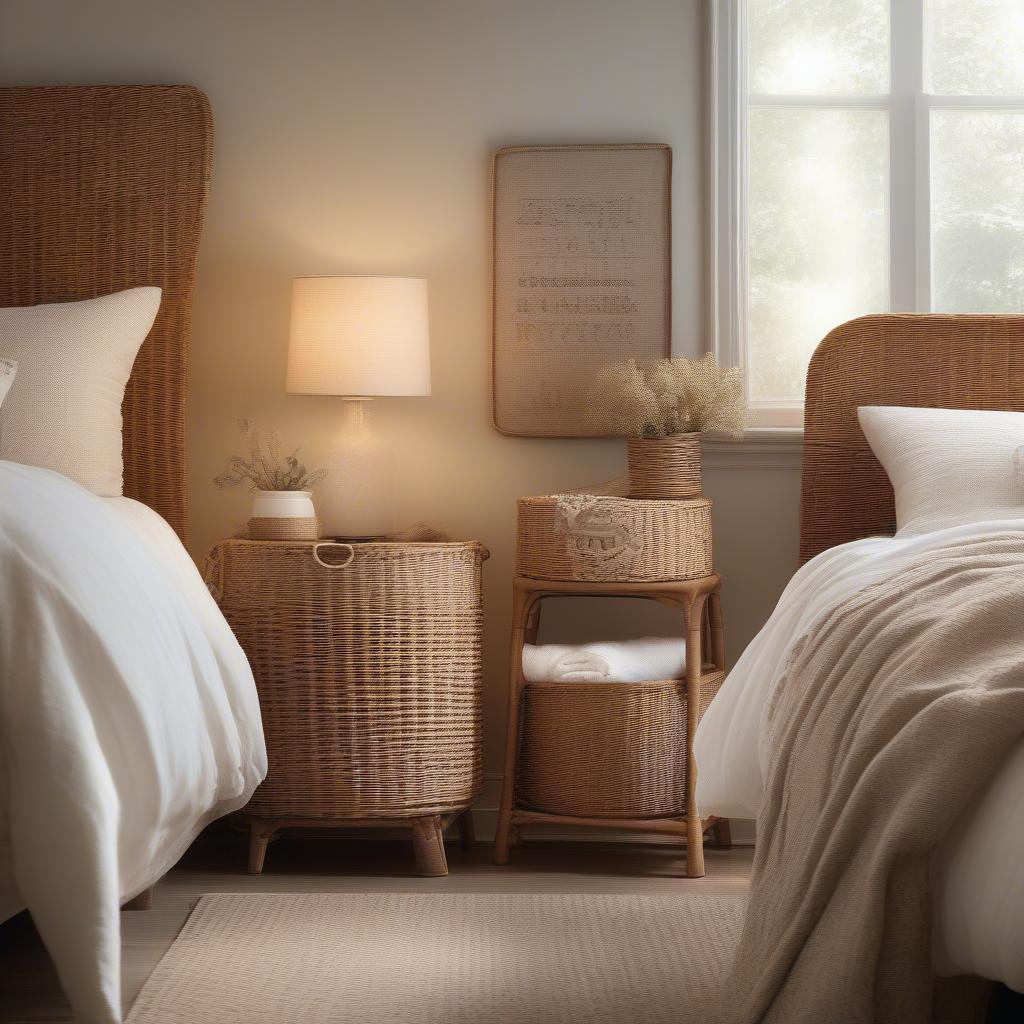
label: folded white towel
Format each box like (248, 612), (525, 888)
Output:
(521, 636), (687, 683)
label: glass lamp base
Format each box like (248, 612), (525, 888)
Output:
(316, 401), (396, 539)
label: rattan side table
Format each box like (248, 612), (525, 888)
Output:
(493, 492), (729, 878)
(204, 538), (488, 877)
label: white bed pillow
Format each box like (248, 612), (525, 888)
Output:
(0, 287), (161, 495)
(0, 359), (15, 408)
(858, 405), (1024, 537)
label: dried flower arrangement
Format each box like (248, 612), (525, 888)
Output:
(589, 354), (746, 438)
(214, 419), (327, 492)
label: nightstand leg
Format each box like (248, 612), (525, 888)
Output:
(495, 587), (533, 866)
(494, 791), (515, 865)
(684, 592), (707, 879)
(456, 809), (475, 850)
(411, 815), (448, 876)
(248, 821), (275, 875)
(686, 816), (707, 878)
(709, 589), (725, 671)
(494, 761), (517, 864)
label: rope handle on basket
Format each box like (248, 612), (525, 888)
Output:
(312, 542), (356, 569)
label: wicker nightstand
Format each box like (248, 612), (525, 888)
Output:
(204, 539), (488, 876)
(494, 492), (729, 877)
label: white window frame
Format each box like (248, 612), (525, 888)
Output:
(709, 0), (1024, 431)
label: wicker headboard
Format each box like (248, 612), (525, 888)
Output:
(0, 85), (213, 542)
(800, 314), (1024, 562)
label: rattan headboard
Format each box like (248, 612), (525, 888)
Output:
(800, 314), (1024, 562)
(0, 85), (213, 542)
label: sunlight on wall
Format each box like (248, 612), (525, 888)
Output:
(1, 0), (802, 789)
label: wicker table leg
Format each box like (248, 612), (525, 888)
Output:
(684, 591), (707, 879)
(411, 816), (449, 877)
(494, 586), (535, 865)
(686, 817), (706, 878)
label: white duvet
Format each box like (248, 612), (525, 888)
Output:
(0, 462), (266, 1023)
(695, 518), (1024, 991)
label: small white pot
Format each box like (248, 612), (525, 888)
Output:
(251, 489), (316, 519)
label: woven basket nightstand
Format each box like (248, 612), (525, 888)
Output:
(494, 491), (728, 878)
(204, 539), (488, 877)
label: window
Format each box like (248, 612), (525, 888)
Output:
(711, 0), (1024, 428)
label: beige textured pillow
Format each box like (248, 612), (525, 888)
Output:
(0, 288), (161, 495)
(858, 405), (1024, 537)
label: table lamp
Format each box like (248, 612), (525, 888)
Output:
(286, 275), (431, 538)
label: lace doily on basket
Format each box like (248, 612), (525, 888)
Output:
(553, 493), (643, 578)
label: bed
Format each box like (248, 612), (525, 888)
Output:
(695, 314), (1024, 1019)
(0, 86), (266, 1024)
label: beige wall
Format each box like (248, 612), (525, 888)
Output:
(2, 0), (801, 797)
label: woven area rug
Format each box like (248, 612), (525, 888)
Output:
(127, 893), (745, 1023)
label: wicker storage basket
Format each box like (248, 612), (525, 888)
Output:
(205, 540), (486, 821)
(516, 672), (725, 819)
(626, 433), (702, 499)
(517, 493), (712, 582)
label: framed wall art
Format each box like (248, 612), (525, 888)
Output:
(492, 143), (671, 437)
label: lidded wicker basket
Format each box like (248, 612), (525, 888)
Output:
(205, 539), (487, 821)
(517, 493), (712, 583)
(516, 673), (726, 818)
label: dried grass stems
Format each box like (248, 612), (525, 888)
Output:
(215, 419), (327, 492)
(589, 355), (746, 438)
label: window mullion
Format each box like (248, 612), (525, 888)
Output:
(890, 0), (924, 312)
(914, 95), (932, 311)
(748, 96), (889, 109)
(708, 0), (748, 378)
(926, 95), (1024, 109)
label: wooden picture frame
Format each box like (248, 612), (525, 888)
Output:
(492, 143), (672, 437)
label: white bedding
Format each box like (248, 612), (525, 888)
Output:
(0, 461), (266, 1023)
(695, 518), (1024, 991)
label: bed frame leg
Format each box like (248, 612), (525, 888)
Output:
(248, 820), (276, 874)
(711, 818), (733, 849)
(123, 886), (153, 911)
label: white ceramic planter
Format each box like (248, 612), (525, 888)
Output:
(248, 490), (319, 541)
(251, 489), (316, 519)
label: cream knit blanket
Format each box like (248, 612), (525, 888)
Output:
(726, 534), (1024, 1024)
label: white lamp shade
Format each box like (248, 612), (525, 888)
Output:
(286, 276), (431, 397)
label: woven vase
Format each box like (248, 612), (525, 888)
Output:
(626, 433), (702, 499)
(248, 516), (320, 541)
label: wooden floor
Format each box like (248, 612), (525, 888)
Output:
(0, 833), (753, 1023)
